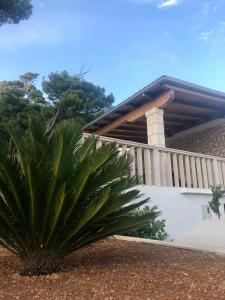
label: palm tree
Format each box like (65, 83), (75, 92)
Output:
(0, 119), (159, 275)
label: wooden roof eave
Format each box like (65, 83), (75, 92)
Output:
(84, 76), (225, 133)
(95, 90), (175, 135)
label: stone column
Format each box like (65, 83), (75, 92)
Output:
(145, 108), (165, 147)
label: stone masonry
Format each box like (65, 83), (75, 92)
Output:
(146, 108), (165, 147)
(167, 122), (225, 158)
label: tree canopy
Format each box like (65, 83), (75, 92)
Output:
(0, 0), (32, 26)
(0, 75), (52, 144)
(42, 71), (114, 124)
(0, 71), (114, 144)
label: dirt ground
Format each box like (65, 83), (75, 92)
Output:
(1, 239), (225, 300)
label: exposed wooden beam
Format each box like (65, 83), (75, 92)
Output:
(120, 123), (147, 130)
(142, 93), (153, 100)
(96, 90), (175, 135)
(164, 84), (225, 107)
(164, 120), (186, 127)
(188, 113), (225, 129)
(205, 112), (225, 121)
(106, 133), (147, 141)
(109, 129), (147, 135)
(86, 125), (99, 130)
(174, 99), (221, 112)
(166, 102), (216, 116)
(97, 120), (109, 125)
(134, 119), (147, 126)
(165, 112), (203, 122)
(121, 104), (135, 111)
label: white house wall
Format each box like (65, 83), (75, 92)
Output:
(137, 185), (225, 239)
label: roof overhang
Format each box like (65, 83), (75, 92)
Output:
(84, 75), (225, 142)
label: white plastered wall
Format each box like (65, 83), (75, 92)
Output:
(137, 185), (225, 239)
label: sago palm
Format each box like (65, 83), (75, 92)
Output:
(0, 119), (159, 275)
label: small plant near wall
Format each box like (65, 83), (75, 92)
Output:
(209, 186), (224, 219)
(125, 206), (168, 240)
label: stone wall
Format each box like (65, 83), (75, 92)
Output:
(167, 122), (225, 158)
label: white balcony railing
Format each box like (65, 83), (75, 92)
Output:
(83, 133), (225, 189)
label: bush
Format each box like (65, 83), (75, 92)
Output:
(209, 186), (223, 219)
(0, 119), (160, 275)
(125, 206), (168, 240)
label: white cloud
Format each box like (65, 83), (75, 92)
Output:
(199, 30), (214, 42)
(201, 1), (220, 18)
(129, 0), (182, 8)
(159, 0), (181, 8)
(199, 22), (225, 44)
(202, 1), (210, 17)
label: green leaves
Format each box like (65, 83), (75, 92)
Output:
(0, 119), (159, 274)
(209, 186), (224, 219)
(0, 0), (33, 26)
(124, 206), (168, 241)
(42, 71), (114, 123)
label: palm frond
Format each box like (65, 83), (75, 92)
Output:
(0, 119), (160, 275)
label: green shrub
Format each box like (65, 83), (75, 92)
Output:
(209, 186), (224, 219)
(125, 206), (168, 240)
(0, 119), (159, 275)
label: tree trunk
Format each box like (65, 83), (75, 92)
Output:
(45, 107), (60, 137)
(21, 251), (62, 276)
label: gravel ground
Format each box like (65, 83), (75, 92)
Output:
(1, 239), (225, 300)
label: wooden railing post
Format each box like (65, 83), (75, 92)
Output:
(212, 159), (220, 186)
(152, 149), (161, 186)
(190, 156), (197, 188)
(130, 146), (136, 177)
(172, 153), (179, 187)
(195, 157), (203, 188)
(144, 149), (152, 186)
(137, 147), (143, 183)
(206, 159), (213, 187)
(178, 154), (185, 187)
(185, 155), (192, 188)
(221, 162), (225, 187)
(201, 158), (208, 189)
(166, 152), (173, 187)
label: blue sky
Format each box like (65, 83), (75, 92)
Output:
(1, 0), (225, 104)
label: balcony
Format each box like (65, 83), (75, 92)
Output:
(84, 133), (225, 189)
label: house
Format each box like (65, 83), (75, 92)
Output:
(84, 75), (225, 238)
